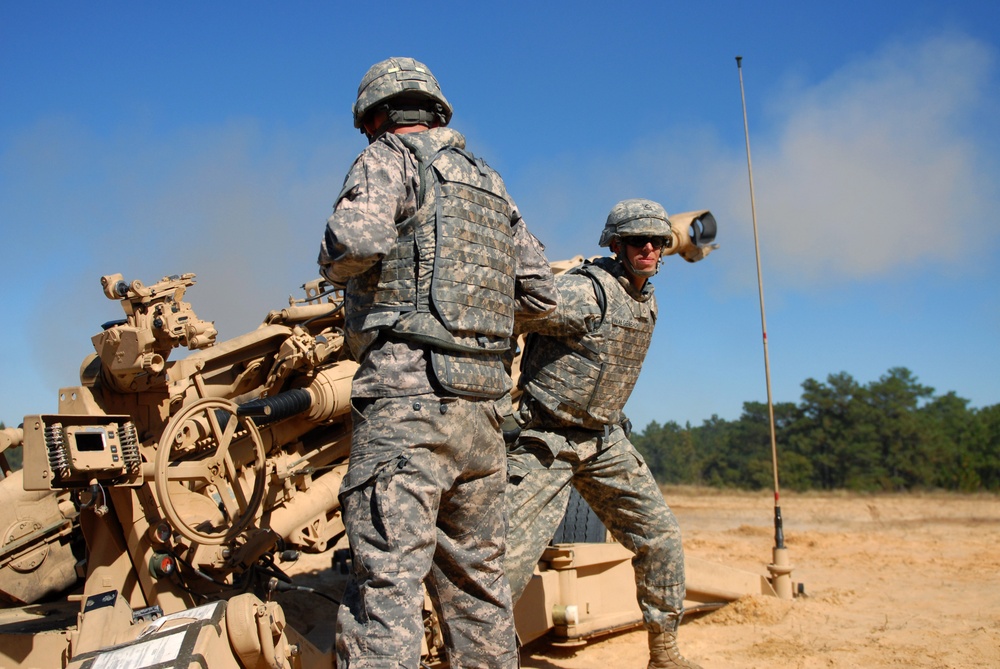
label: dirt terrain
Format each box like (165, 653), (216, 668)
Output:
(284, 488), (1000, 669)
(519, 488), (1000, 669)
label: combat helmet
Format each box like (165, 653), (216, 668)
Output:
(599, 198), (672, 247)
(353, 57), (453, 136)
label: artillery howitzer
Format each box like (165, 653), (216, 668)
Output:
(1, 272), (357, 668)
(0, 214), (784, 667)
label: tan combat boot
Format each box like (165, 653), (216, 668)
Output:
(647, 630), (702, 669)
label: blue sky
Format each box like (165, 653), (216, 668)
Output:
(2, 2), (998, 433)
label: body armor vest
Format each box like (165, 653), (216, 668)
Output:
(521, 258), (656, 428)
(344, 130), (518, 398)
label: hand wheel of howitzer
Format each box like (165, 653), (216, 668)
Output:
(154, 398), (268, 545)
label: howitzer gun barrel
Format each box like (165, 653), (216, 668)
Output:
(662, 210), (719, 263)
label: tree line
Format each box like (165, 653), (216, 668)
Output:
(4, 368), (998, 492)
(633, 367), (1000, 492)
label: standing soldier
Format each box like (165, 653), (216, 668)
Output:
(506, 199), (716, 669)
(318, 57), (556, 669)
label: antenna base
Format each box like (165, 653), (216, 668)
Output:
(767, 546), (795, 599)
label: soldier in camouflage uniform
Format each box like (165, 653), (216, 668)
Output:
(318, 57), (556, 669)
(506, 199), (703, 669)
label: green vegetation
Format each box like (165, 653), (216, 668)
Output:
(634, 367), (1000, 492)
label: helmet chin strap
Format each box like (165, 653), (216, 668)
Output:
(624, 257), (660, 278)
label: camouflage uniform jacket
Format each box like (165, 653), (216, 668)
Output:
(506, 259), (687, 636)
(518, 256), (656, 429)
(319, 127), (556, 399)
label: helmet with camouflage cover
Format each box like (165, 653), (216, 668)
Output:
(599, 198), (672, 247)
(352, 57), (453, 134)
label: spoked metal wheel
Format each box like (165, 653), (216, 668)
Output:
(154, 398), (267, 545)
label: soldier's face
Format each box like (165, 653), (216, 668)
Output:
(620, 238), (662, 275)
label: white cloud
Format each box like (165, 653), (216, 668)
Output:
(719, 32), (1000, 283)
(511, 32), (1000, 289)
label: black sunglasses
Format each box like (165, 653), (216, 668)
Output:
(621, 236), (668, 250)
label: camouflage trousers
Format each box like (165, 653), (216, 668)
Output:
(505, 421), (686, 634)
(336, 392), (519, 669)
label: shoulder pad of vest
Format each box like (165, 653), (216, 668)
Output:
(395, 128), (465, 162)
(573, 261), (608, 327)
(395, 132), (441, 163)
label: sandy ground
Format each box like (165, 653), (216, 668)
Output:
(283, 488), (1000, 669)
(520, 488), (1000, 669)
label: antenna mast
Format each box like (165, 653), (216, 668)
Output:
(736, 55), (794, 599)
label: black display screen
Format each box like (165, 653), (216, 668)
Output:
(74, 431), (106, 452)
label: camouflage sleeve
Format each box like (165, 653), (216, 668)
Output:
(510, 204), (557, 325)
(318, 140), (414, 284)
(514, 272), (600, 336)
